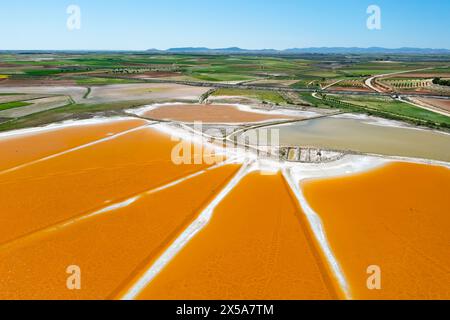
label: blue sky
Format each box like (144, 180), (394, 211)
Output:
(1, 0), (449, 50)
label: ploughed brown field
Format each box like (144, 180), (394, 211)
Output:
(416, 98), (450, 112)
(140, 103), (298, 123)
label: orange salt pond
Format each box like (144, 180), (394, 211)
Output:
(0, 118), (147, 172)
(0, 164), (239, 300)
(0, 126), (216, 245)
(140, 103), (297, 123)
(136, 172), (341, 300)
(301, 162), (450, 300)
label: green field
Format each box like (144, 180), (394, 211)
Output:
(24, 69), (63, 76)
(329, 94), (450, 126)
(0, 52), (449, 132)
(0, 100), (147, 132)
(3, 53), (449, 86)
(212, 88), (287, 104)
(75, 77), (141, 86)
(0, 101), (32, 111)
(190, 73), (257, 82)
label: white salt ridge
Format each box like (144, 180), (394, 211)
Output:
(0, 123), (152, 176)
(232, 103), (320, 118)
(283, 168), (351, 299)
(152, 122), (255, 162)
(61, 158), (242, 227)
(121, 160), (254, 300)
(288, 155), (389, 181)
(0, 116), (147, 139)
(1, 114), (448, 300)
(128, 102), (320, 120)
(57, 197), (141, 229)
(146, 157), (244, 195)
(280, 156), (390, 299)
(0, 159), (242, 250)
(119, 155), (386, 300)
(128, 103), (176, 117)
(280, 155), (448, 299)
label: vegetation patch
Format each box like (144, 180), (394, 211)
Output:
(191, 73), (256, 82)
(24, 69), (63, 77)
(324, 94), (450, 128)
(212, 88), (287, 104)
(75, 77), (142, 86)
(0, 101), (32, 111)
(432, 77), (450, 86)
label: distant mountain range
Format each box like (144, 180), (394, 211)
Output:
(147, 47), (450, 55)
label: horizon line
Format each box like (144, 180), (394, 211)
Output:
(2, 46), (450, 52)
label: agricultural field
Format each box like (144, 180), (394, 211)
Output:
(210, 88), (288, 105)
(1, 52), (449, 131)
(324, 94), (450, 127)
(0, 101), (32, 111)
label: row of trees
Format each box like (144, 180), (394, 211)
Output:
(319, 94), (450, 129)
(386, 80), (429, 88)
(432, 77), (450, 86)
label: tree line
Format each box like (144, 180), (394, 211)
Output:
(432, 77), (450, 86)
